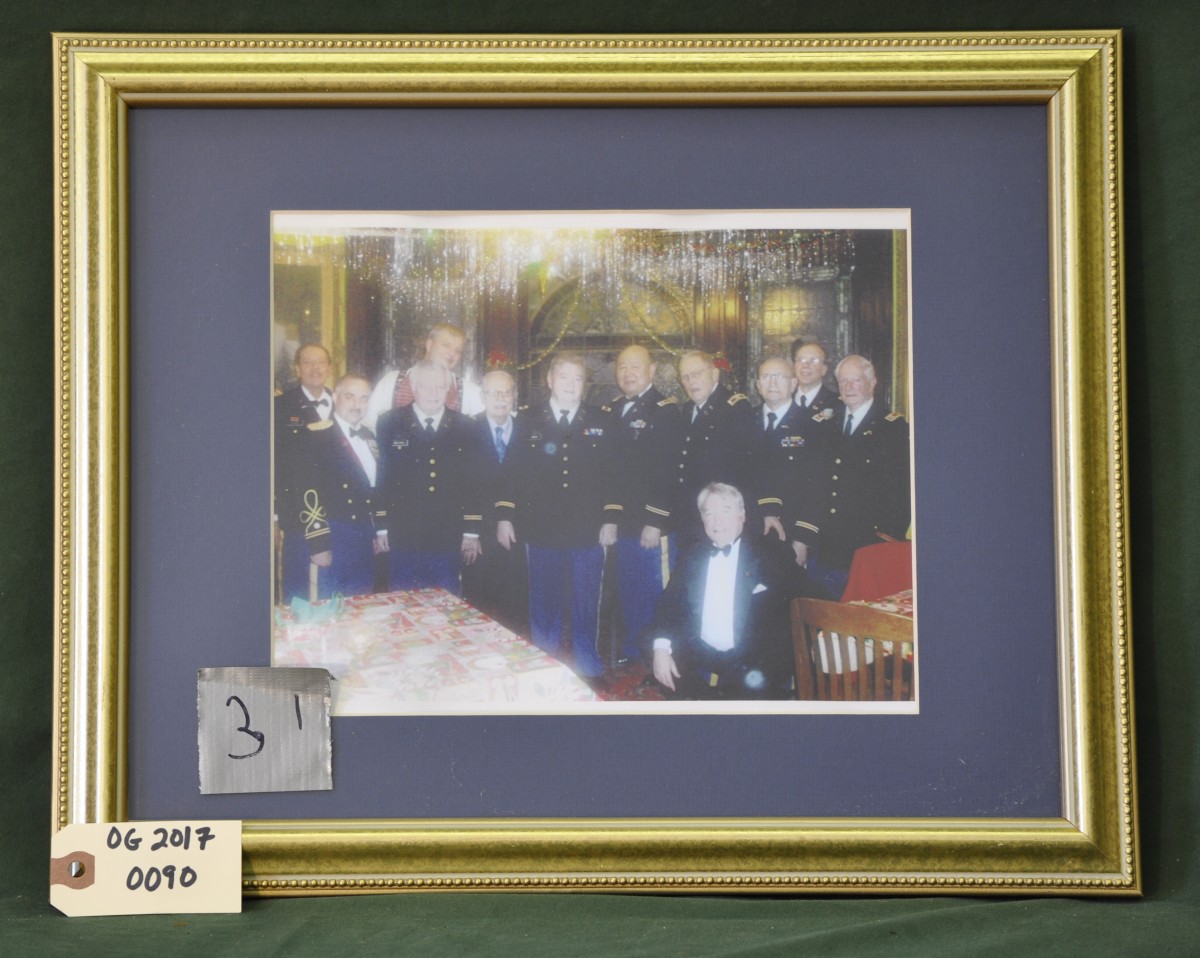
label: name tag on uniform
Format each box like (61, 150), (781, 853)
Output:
(391, 439), (409, 449)
(780, 435), (805, 448)
(584, 427), (605, 437)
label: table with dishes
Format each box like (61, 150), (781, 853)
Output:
(272, 588), (598, 714)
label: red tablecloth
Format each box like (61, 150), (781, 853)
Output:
(840, 540), (913, 603)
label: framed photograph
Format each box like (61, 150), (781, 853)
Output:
(54, 32), (1136, 895)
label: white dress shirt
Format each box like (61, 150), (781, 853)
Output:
(699, 537), (740, 651)
(843, 398), (874, 435)
(796, 385), (822, 409)
(762, 398), (794, 431)
(335, 414), (377, 487)
(552, 403), (581, 425)
(303, 386), (333, 420)
(413, 406), (445, 434)
(653, 537), (741, 654)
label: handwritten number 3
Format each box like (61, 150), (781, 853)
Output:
(225, 694), (265, 759)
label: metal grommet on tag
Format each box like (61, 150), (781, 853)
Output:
(50, 851), (95, 890)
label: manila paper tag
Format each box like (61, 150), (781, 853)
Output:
(50, 821), (242, 917)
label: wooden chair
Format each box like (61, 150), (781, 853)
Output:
(791, 598), (915, 701)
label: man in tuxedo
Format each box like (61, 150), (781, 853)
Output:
(648, 482), (804, 700)
(496, 352), (620, 679)
(365, 322), (483, 431)
(808, 354), (911, 597)
(754, 355), (828, 570)
(374, 360), (483, 595)
(461, 368), (530, 632)
(281, 373), (381, 601)
(605, 344), (681, 664)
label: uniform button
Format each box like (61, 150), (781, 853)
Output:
(835, 458), (842, 465)
(562, 456), (569, 462)
(430, 459), (436, 465)
(430, 471), (437, 478)
(685, 436), (691, 443)
(832, 491), (837, 497)
(562, 442), (569, 449)
(830, 508), (837, 514)
(562, 482), (569, 488)
(678, 463), (685, 469)
(562, 469), (569, 475)
(429, 486), (436, 492)
(351, 514), (357, 520)
(682, 450), (688, 456)
(832, 475), (838, 480)
(342, 483), (349, 489)
(866, 458), (872, 464)
(788, 456), (794, 461)
(678, 477), (684, 483)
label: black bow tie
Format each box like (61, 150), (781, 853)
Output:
(349, 426), (367, 440)
(708, 543), (732, 557)
(314, 397), (329, 407)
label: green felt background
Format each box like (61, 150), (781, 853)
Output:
(2, 2), (1196, 954)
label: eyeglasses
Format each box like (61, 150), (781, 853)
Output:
(794, 356), (825, 366)
(758, 373), (792, 383)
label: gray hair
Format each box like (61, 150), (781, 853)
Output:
(697, 482), (744, 512)
(835, 354), (876, 382)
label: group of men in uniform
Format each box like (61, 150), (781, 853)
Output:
(274, 322), (911, 700)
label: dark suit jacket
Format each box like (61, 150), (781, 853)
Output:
(649, 534), (809, 698)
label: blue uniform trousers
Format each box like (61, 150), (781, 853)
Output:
(526, 544), (606, 678)
(282, 520), (376, 601)
(614, 534), (676, 661)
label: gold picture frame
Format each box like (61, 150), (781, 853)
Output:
(53, 32), (1135, 895)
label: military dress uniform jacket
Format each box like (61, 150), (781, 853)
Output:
(273, 385), (332, 518)
(285, 418), (379, 557)
(274, 384), (332, 435)
(601, 385), (682, 539)
(495, 402), (622, 550)
(756, 401), (832, 549)
(819, 402), (911, 570)
(793, 384), (843, 436)
(375, 406), (484, 552)
(468, 413), (530, 523)
(646, 382), (757, 539)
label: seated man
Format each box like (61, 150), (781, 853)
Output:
(649, 482), (811, 700)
